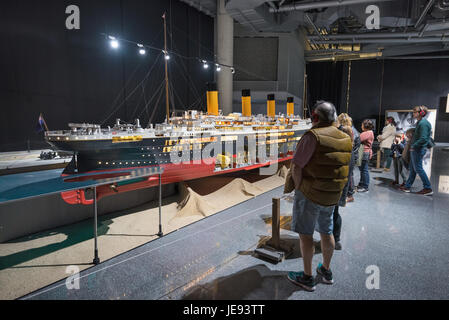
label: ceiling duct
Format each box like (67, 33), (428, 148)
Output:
(269, 0), (395, 13)
(313, 38), (449, 44)
(179, 0), (217, 18)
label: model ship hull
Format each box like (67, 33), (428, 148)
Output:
(47, 128), (307, 205)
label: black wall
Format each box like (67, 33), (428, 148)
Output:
(308, 58), (449, 142)
(0, 0), (214, 151)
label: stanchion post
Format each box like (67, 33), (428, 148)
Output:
(376, 149), (381, 169)
(272, 198), (280, 249)
(93, 186), (100, 265)
(157, 172), (163, 237)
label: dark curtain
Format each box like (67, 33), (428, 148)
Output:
(306, 61), (344, 115)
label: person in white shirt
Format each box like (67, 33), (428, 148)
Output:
(377, 117), (397, 172)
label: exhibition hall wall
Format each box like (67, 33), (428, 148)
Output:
(308, 58), (449, 142)
(0, 0), (214, 152)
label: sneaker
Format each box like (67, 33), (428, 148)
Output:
(384, 168), (390, 172)
(316, 263), (334, 284)
(415, 188), (433, 196)
(357, 187), (368, 193)
(390, 181), (399, 186)
(399, 186), (411, 193)
(287, 271), (316, 291)
(346, 196), (354, 203)
(335, 241), (342, 250)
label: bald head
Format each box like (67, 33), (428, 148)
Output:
(313, 100), (337, 124)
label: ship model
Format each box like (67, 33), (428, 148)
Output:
(44, 16), (311, 205)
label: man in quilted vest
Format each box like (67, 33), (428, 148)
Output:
(287, 101), (352, 291)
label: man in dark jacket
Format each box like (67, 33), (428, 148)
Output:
(400, 106), (433, 195)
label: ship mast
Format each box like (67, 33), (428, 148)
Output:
(163, 12), (170, 124)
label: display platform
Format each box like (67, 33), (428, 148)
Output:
(0, 149), (70, 176)
(0, 164), (289, 300)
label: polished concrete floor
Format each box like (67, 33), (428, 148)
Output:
(22, 145), (449, 300)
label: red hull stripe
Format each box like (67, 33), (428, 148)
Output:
(60, 156), (292, 205)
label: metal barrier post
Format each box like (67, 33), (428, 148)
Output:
(272, 198), (280, 249)
(157, 173), (163, 237)
(93, 186), (100, 265)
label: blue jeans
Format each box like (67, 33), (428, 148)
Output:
(381, 148), (392, 169)
(405, 148), (431, 190)
(358, 152), (370, 189)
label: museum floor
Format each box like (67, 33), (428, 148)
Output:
(16, 145), (449, 300)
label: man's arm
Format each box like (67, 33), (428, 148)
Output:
(291, 133), (317, 189)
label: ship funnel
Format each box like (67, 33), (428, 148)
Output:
(206, 82), (219, 116)
(287, 97), (294, 116)
(241, 89), (251, 117)
(267, 94), (275, 118)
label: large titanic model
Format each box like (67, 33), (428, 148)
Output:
(44, 15), (311, 205)
(45, 92), (311, 204)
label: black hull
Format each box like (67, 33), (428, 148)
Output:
(47, 130), (306, 175)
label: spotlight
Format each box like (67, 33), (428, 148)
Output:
(137, 44), (146, 55)
(231, 67), (235, 74)
(110, 38), (119, 49)
(216, 64), (221, 72)
(202, 60), (209, 69)
(165, 54), (170, 60)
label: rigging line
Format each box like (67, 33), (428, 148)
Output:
(104, 30), (231, 69)
(142, 84), (150, 120)
(100, 25), (162, 113)
(231, 64), (273, 81)
(170, 43), (202, 101)
(105, 59), (145, 117)
(146, 84), (166, 126)
(172, 58), (201, 105)
(130, 62), (164, 121)
(138, 80), (166, 125)
(187, 92), (206, 111)
(128, 83), (147, 121)
(101, 51), (163, 125)
(169, 81), (185, 111)
(169, 85), (176, 115)
(137, 78), (166, 120)
(168, 53), (201, 103)
(102, 32), (205, 65)
(170, 0), (173, 50)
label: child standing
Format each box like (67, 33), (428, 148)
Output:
(390, 133), (406, 186)
(400, 128), (415, 187)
